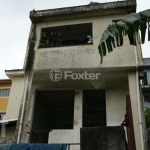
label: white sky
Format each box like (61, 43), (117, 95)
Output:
(0, 0), (150, 79)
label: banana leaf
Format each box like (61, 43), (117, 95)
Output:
(140, 9), (150, 20)
(98, 9), (150, 64)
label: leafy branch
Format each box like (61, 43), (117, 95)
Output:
(98, 9), (150, 63)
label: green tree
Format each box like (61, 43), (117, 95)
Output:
(145, 108), (150, 129)
(98, 9), (150, 63)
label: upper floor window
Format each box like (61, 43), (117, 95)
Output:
(0, 89), (10, 97)
(38, 23), (93, 48)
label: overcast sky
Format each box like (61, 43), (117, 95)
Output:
(0, 0), (150, 79)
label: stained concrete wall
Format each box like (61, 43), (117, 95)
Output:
(106, 87), (128, 126)
(6, 76), (24, 119)
(33, 13), (143, 71)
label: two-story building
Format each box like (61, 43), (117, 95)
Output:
(0, 70), (24, 143)
(15, 0), (147, 150)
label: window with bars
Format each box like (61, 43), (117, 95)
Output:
(83, 90), (106, 127)
(0, 89), (10, 97)
(32, 90), (75, 131)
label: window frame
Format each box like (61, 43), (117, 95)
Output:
(31, 90), (75, 131)
(0, 88), (10, 98)
(38, 23), (93, 48)
(82, 89), (106, 128)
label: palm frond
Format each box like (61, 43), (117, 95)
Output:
(98, 9), (150, 63)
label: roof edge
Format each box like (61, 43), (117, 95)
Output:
(30, 1), (136, 22)
(5, 69), (24, 80)
(0, 79), (11, 82)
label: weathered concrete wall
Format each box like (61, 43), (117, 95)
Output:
(6, 76), (24, 119)
(33, 13), (143, 71)
(106, 87), (128, 126)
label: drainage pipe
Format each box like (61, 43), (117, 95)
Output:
(134, 45), (144, 150)
(17, 75), (29, 143)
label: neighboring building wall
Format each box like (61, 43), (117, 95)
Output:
(0, 83), (11, 88)
(142, 58), (150, 109)
(143, 58), (150, 84)
(5, 76), (24, 119)
(0, 82), (11, 112)
(0, 98), (8, 112)
(0, 126), (16, 143)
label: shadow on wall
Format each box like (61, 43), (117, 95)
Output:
(147, 138), (150, 150)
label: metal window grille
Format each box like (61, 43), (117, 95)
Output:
(32, 90), (75, 131)
(83, 90), (106, 127)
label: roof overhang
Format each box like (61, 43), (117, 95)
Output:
(0, 118), (18, 124)
(5, 69), (24, 80)
(30, 1), (136, 23)
(0, 79), (11, 83)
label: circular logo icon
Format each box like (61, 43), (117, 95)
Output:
(49, 69), (62, 82)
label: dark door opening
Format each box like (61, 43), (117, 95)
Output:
(30, 90), (75, 143)
(83, 90), (106, 127)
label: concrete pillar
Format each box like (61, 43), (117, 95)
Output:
(73, 90), (82, 142)
(128, 72), (144, 150)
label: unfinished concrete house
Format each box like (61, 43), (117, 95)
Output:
(15, 0), (147, 149)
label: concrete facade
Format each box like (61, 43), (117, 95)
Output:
(17, 1), (146, 150)
(33, 15), (143, 71)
